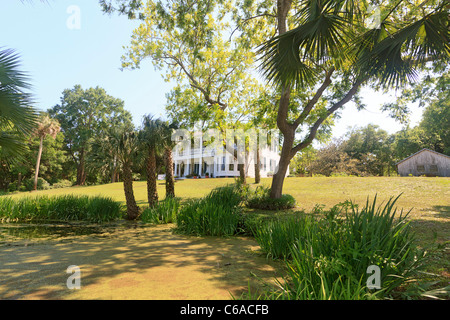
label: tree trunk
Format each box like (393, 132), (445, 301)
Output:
(146, 148), (158, 206)
(33, 136), (44, 191)
(122, 162), (139, 220)
(238, 163), (246, 184)
(76, 148), (86, 186)
(254, 136), (261, 184)
(165, 146), (175, 198)
(111, 155), (117, 183)
(17, 172), (22, 189)
(270, 133), (294, 198)
(269, 0), (293, 198)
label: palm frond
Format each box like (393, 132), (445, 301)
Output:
(0, 48), (37, 139)
(258, 2), (353, 88)
(356, 10), (450, 88)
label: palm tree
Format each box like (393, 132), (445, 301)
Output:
(108, 126), (140, 220)
(32, 114), (60, 190)
(0, 48), (37, 158)
(259, 0), (449, 198)
(140, 115), (164, 207)
(161, 121), (179, 198)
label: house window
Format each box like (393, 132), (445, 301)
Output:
(430, 165), (438, 173)
(221, 156), (225, 171)
(263, 158), (267, 171)
(229, 157), (235, 171)
(417, 165), (425, 173)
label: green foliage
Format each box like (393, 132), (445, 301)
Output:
(48, 85), (133, 185)
(175, 184), (244, 236)
(141, 197), (180, 224)
(0, 195), (124, 223)
(51, 179), (73, 189)
(23, 177), (50, 191)
(246, 186), (296, 210)
(249, 196), (426, 300)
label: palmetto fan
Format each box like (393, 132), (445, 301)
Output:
(258, 0), (450, 89)
(0, 48), (37, 158)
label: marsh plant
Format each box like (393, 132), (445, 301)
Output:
(0, 195), (124, 223)
(250, 195), (426, 300)
(175, 184), (245, 236)
(141, 196), (181, 224)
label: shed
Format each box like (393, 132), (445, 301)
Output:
(396, 148), (450, 177)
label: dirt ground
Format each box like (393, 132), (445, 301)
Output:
(0, 224), (284, 300)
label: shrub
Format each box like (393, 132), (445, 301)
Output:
(141, 197), (180, 224)
(23, 177), (51, 191)
(52, 179), (73, 189)
(175, 184), (244, 236)
(245, 186), (296, 210)
(0, 195), (124, 223)
(7, 181), (19, 192)
(248, 195), (426, 300)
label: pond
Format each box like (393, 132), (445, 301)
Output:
(0, 221), (152, 242)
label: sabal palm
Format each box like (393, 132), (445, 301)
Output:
(260, 0), (449, 88)
(140, 114), (164, 206)
(32, 114), (60, 190)
(160, 121), (179, 198)
(108, 127), (140, 220)
(0, 48), (37, 157)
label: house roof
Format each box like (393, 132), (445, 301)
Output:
(396, 148), (450, 166)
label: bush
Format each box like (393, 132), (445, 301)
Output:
(248, 195), (426, 300)
(52, 179), (73, 189)
(7, 181), (19, 192)
(141, 197), (180, 224)
(245, 186), (296, 210)
(0, 195), (124, 223)
(23, 177), (51, 191)
(175, 184), (244, 236)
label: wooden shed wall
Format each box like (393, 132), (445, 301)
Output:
(397, 150), (450, 177)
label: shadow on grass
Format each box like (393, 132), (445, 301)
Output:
(430, 206), (450, 219)
(0, 223), (283, 300)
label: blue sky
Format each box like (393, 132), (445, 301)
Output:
(1, 0), (423, 141)
(1, 0), (173, 127)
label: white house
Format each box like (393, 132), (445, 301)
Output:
(172, 142), (286, 178)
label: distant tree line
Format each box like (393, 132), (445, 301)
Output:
(291, 98), (449, 177)
(0, 85), (176, 199)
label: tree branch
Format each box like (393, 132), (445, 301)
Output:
(291, 77), (365, 157)
(229, 13), (277, 40)
(293, 67), (335, 128)
(171, 55), (228, 110)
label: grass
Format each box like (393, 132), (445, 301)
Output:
(5, 177), (448, 241)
